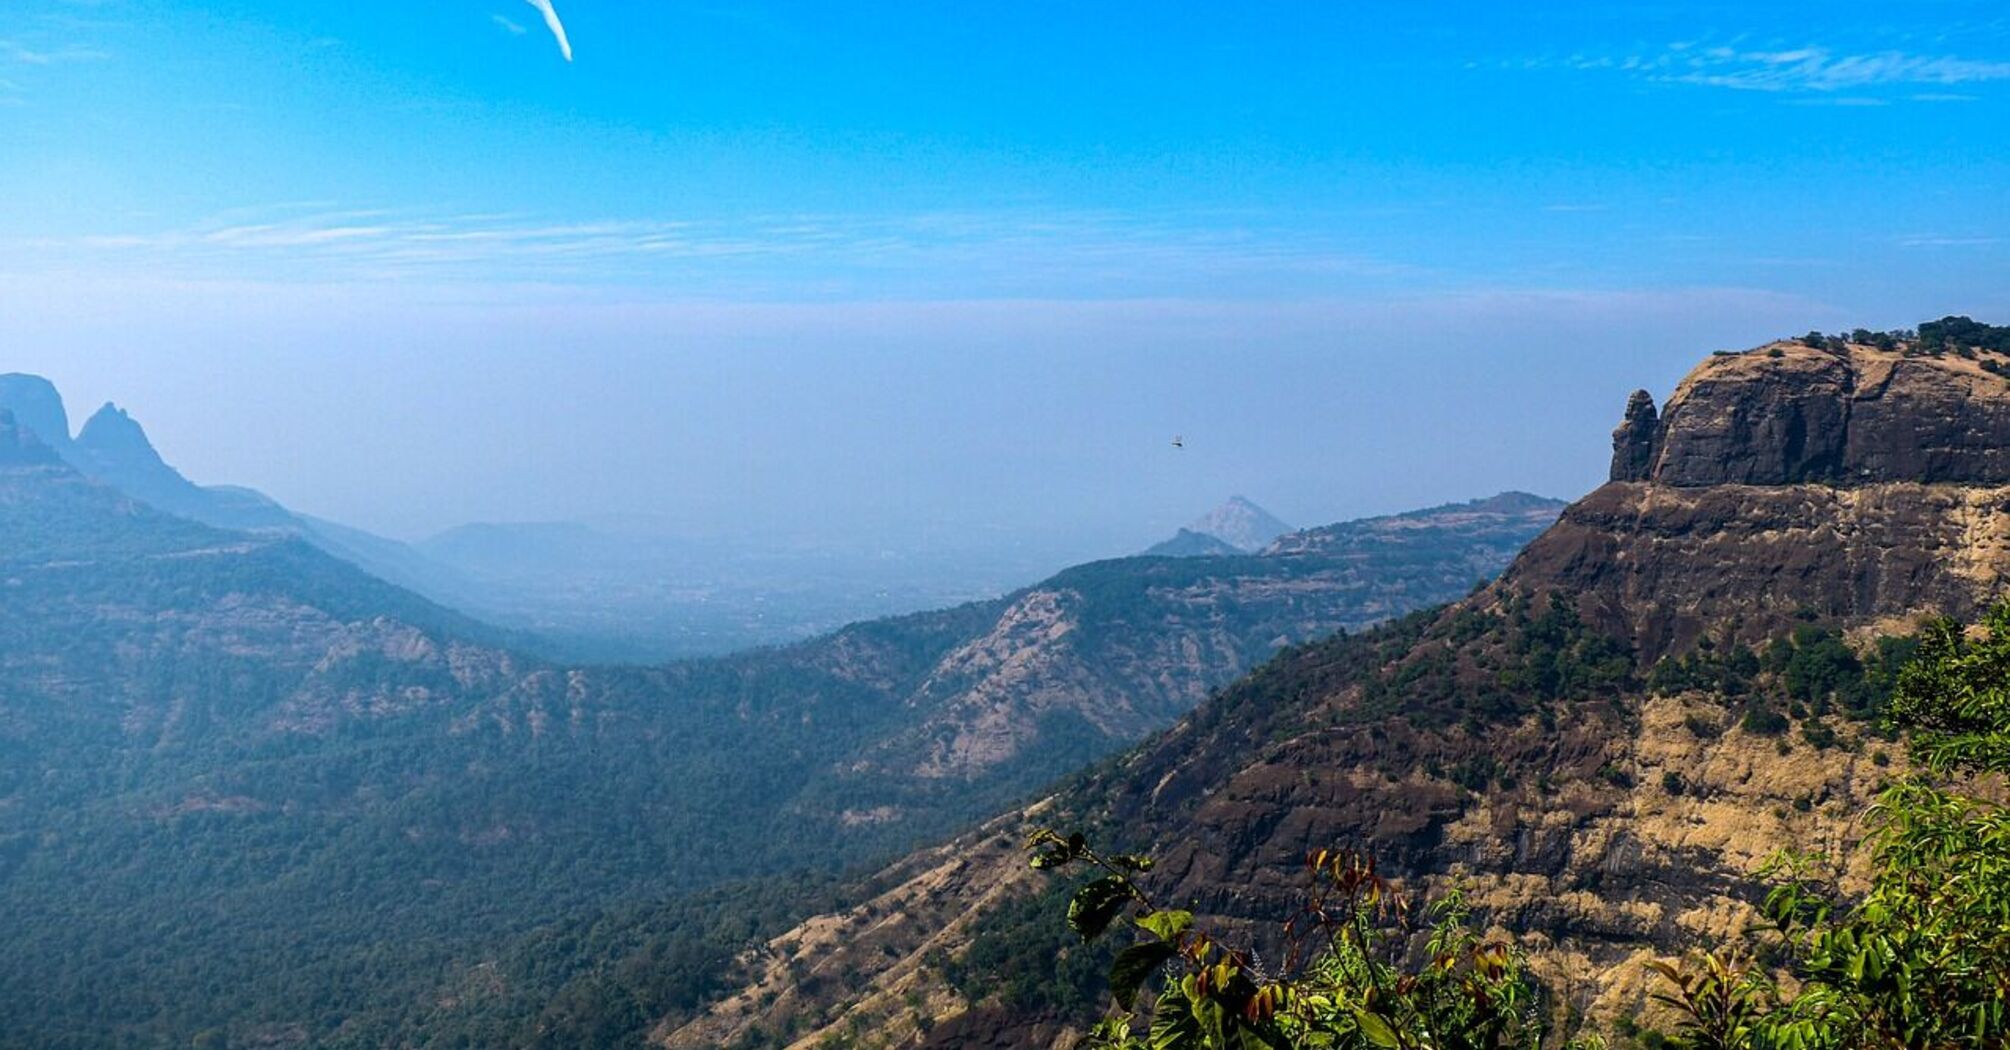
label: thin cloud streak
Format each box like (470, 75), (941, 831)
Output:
(1520, 41), (2010, 96)
(0, 38), (108, 64)
(1897, 235), (2002, 248)
(8, 206), (1423, 296)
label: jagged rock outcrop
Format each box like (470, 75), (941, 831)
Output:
(1526, 340), (2010, 659)
(1609, 389), (1658, 482)
(75, 402), (164, 461)
(1622, 341), (2010, 487)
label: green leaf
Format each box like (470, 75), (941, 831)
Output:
(1136, 908), (1194, 942)
(1353, 1009), (1401, 1049)
(1233, 1022), (1294, 1050)
(1110, 941), (1179, 1009)
(1069, 875), (1136, 941)
(1147, 984), (1202, 1050)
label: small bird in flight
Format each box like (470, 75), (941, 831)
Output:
(1171, 435), (1184, 449)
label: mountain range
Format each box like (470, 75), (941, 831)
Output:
(0, 376), (1139, 663)
(39, 324), (1994, 1047)
(658, 330), (2010, 1048)
(0, 388), (1561, 1048)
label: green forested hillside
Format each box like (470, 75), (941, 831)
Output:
(0, 432), (1557, 1048)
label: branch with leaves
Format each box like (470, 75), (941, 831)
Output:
(1651, 603), (2010, 1050)
(1027, 830), (1590, 1050)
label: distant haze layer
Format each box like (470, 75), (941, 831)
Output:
(10, 287), (1841, 550)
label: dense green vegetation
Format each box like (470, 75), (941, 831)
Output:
(0, 463), (1008, 1047)
(1917, 315), (2010, 355)
(0, 454), (1553, 1047)
(1645, 623), (1919, 739)
(1794, 315), (2010, 357)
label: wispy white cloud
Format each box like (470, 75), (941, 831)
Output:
(6, 204), (1422, 298)
(0, 38), (109, 64)
(491, 13), (527, 37)
(1522, 41), (2010, 97)
(1783, 95), (1888, 107)
(1897, 235), (2002, 248)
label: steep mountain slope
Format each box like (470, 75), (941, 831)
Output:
(856, 494), (1566, 787)
(68, 401), (299, 530)
(672, 335), (2010, 1048)
(0, 420), (1556, 1048)
(0, 375), (77, 457)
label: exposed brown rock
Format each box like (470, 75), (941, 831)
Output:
(1644, 341), (2010, 487)
(1509, 480), (2010, 661)
(1526, 341), (2010, 660)
(1609, 389), (1659, 482)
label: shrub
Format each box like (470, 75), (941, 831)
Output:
(1025, 831), (1597, 1050)
(1652, 601), (2010, 1049)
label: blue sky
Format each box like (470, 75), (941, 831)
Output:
(3, 1), (2007, 549)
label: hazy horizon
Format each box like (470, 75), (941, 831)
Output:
(4, 294), (1768, 549)
(6, 1), (2007, 547)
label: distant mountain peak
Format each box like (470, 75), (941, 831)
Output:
(76, 402), (165, 461)
(1183, 495), (1291, 552)
(0, 373), (73, 451)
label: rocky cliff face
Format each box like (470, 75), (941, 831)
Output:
(0, 374), (74, 453)
(1518, 340), (2010, 659)
(670, 336), (2010, 1049)
(1613, 340), (2010, 488)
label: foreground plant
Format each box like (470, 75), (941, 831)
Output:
(1652, 606), (2010, 1049)
(1027, 829), (1591, 1049)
